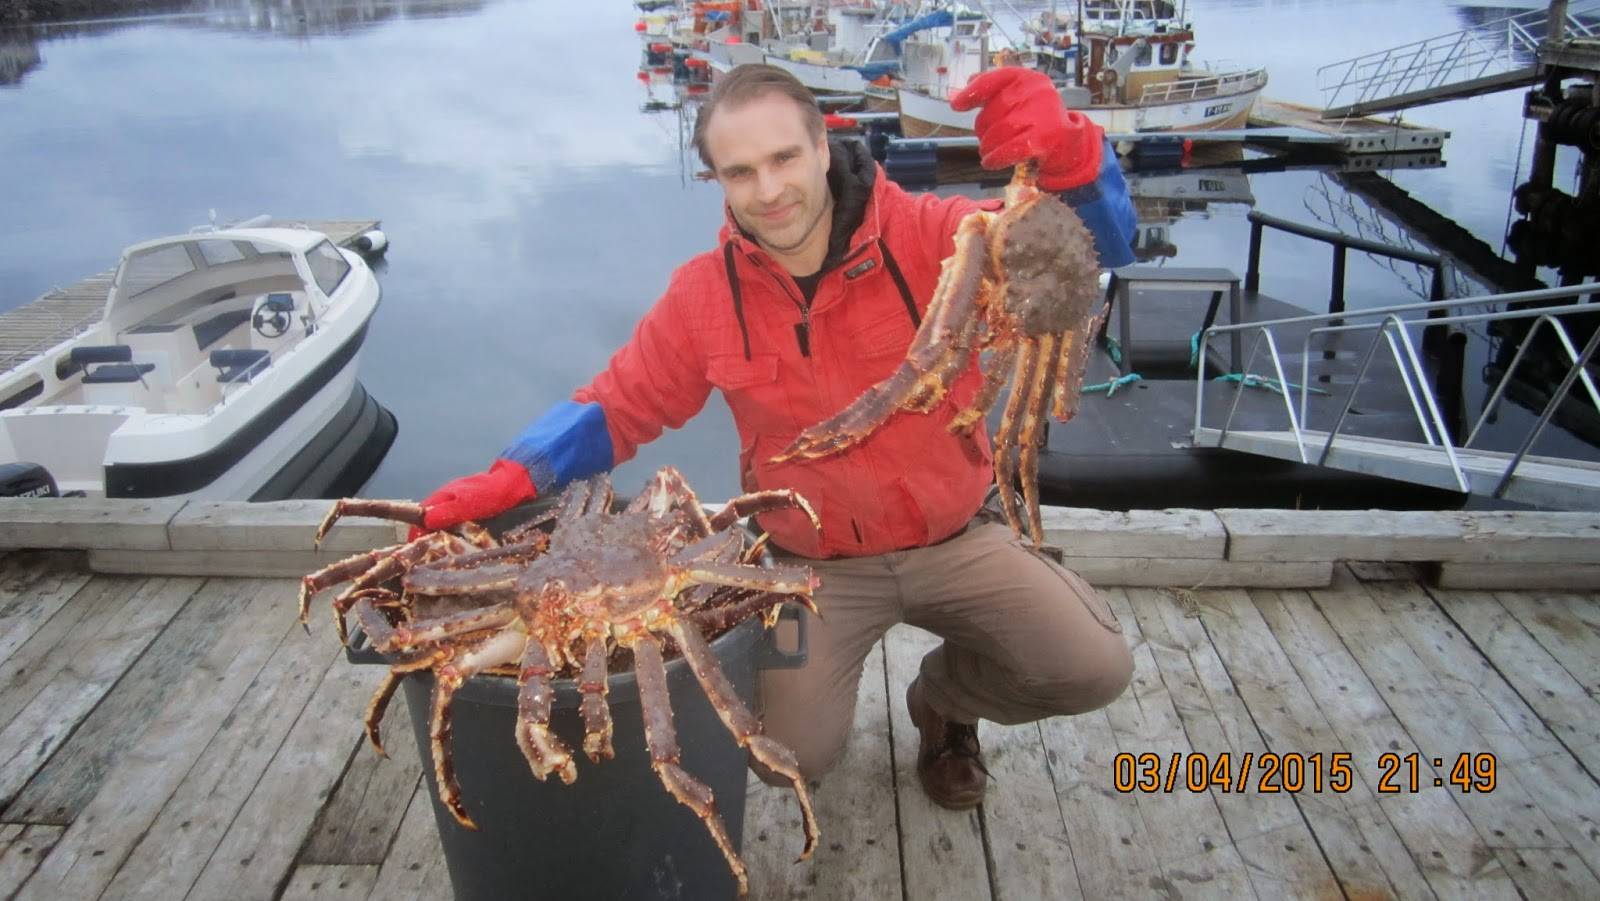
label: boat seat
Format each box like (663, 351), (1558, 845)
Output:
(82, 362), (156, 384)
(211, 348), (271, 384)
(69, 345), (155, 384)
(193, 308), (254, 351)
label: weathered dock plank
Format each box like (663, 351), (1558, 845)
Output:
(89, 547), (384, 578)
(1198, 588), (1437, 900)
(1361, 579), (1600, 882)
(744, 640), (900, 901)
(1430, 588), (1600, 778)
(1100, 588), (1257, 899)
(280, 864), (379, 901)
(168, 501), (405, 554)
(97, 622), (340, 901)
(7, 576), (258, 825)
(1435, 562), (1600, 590)
(1039, 700), (1166, 897)
(1309, 576), (1587, 900)
(981, 719), (1083, 901)
(0, 551), (92, 670)
(185, 657), (382, 901)
(1067, 557), (1332, 589)
(0, 498), (182, 551)
(1496, 591), (1600, 698)
(0, 824), (64, 898)
(1041, 508), (1225, 559)
(1251, 586), (1518, 899)
(1128, 588), (1345, 899)
(14, 579), (293, 901)
(0, 576), (200, 808)
(882, 627), (989, 901)
(300, 720), (423, 866)
(1218, 509), (1600, 564)
(364, 783), (453, 901)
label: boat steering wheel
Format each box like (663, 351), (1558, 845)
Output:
(252, 294), (295, 339)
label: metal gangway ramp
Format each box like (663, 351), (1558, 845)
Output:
(1318, 0), (1599, 120)
(1190, 284), (1600, 510)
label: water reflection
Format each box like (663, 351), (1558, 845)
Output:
(1, 0), (1594, 501)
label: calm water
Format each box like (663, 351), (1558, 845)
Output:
(1, 0), (1587, 500)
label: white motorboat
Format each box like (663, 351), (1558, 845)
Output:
(0, 226), (392, 500)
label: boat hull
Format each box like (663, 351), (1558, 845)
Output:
(896, 73), (1267, 139)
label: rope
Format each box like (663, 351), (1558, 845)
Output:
(1103, 335), (1123, 366)
(1212, 372), (1330, 396)
(1082, 373), (1143, 397)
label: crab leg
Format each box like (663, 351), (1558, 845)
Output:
(315, 499), (425, 545)
(707, 489), (822, 534)
(948, 344), (1017, 433)
(578, 631), (615, 762)
(678, 562), (820, 613)
(770, 213), (992, 465)
(1052, 308), (1107, 422)
(428, 629), (527, 830)
(403, 562), (522, 596)
(363, 670), (406, 757)
(392, 603), (519, 647)
(665, 618), (820, 863)
(630, 636), (749, 897)
(515, 630), (578, 784)
(297, 542), (403, 624)
(992, 339), (1041, 540)
(1018, 333), (1064, 546)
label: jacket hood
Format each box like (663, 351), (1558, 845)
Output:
(719, 137), (881, 274)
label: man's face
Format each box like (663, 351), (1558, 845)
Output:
(703, 92), (832, 257)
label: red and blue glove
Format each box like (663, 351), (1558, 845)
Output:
(410, 458), (537, 539)
(951, 67), (1104, 192)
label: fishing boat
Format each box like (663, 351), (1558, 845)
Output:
(894, 0), (1268, 139)
(698, 1), (904, 98)
(0, 225), (392, 501)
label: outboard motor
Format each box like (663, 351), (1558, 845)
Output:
(0, 462), (59, 498)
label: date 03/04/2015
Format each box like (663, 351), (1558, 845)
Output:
(1111, 751), (1499, 794)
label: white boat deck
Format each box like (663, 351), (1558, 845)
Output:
(0, 219), (379, 374)
(1, 501), (1598, 899)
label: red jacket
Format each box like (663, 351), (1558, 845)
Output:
(573, 163), (993, 558)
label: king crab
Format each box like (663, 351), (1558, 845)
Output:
(771, 162), (1106, 546)
(303, 467), (824, 896)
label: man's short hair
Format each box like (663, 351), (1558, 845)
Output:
(691, 63), (824, 170)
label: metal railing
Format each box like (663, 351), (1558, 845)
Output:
(1137, 67), (1268, 106)
(1317, 0), (1599, 116)
(1245, 210), (1447, 316)
(1193, 284), (1600, 501)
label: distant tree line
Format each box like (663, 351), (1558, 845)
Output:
(1, 0), (191, 25)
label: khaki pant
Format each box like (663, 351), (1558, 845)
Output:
(758, 518), (1134, 780)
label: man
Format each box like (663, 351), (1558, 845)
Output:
(414, 64), (1135, 810)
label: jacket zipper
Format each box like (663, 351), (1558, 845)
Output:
(752, 256), (814, 358)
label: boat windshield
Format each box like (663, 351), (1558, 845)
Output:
(121, 238), (289, 300)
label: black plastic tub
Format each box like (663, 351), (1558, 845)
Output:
(348, 609), (805, 901)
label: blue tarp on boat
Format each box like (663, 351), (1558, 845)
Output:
(881, 10), (954, 49)
(846, 60), (901, 79)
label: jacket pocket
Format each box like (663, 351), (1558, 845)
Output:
(707, 352), (778, 389)
(851, 312), (917, 360)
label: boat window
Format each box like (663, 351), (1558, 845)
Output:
(307, 240), (351, 297)
(196, 239), (245, 267)
(121, 244), (196, 299)
(1160, 42), (1178, 65)
(1135, 43), (1153, 66)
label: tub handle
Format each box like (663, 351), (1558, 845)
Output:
(756, 602), (809, 670)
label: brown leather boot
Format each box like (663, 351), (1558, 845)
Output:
(905, 678), (988, 810)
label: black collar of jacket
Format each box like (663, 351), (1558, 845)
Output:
(732, 137), (876, 277)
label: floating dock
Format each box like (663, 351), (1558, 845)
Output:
(0, 500), (1598, 898)
(0, 218), (381, 374)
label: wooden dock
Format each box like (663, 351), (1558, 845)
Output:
(0, 219), (380, 374)
(1, 500), (1599, 899)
